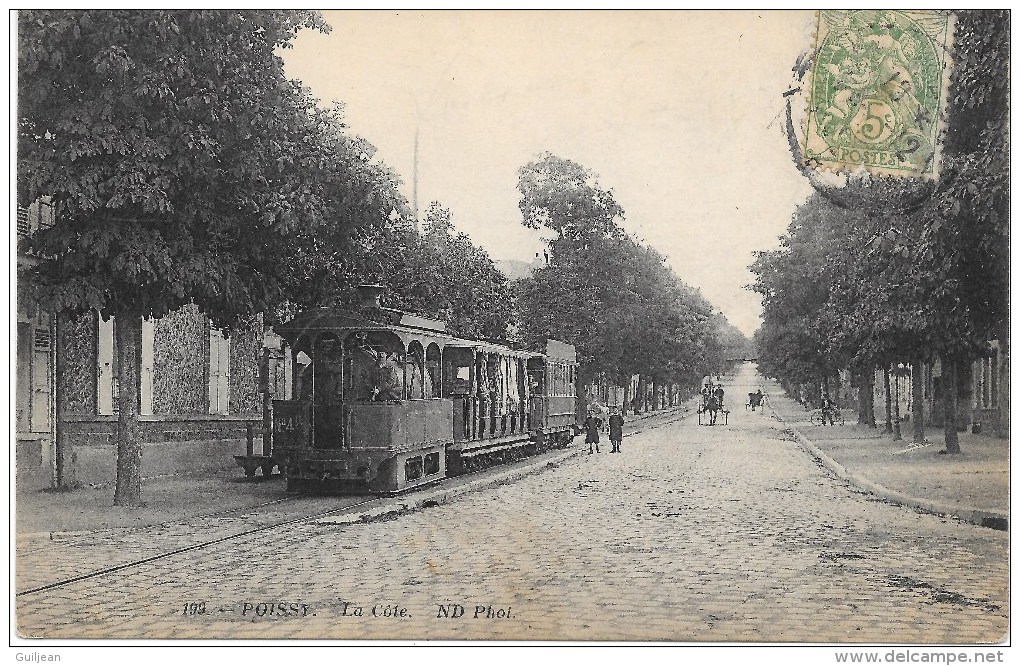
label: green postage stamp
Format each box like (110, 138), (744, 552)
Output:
(802, 10), (955, 179)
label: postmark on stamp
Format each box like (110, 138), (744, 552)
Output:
(801, 10), (955, 179)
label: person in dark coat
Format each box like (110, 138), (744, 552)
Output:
(713, 385), (725, 410)
(608, 408), (624, 453)
(584, 413), (602, 454)
(821, 394), (837, 426)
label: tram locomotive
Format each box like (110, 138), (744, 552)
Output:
(271, 285), (580, 494)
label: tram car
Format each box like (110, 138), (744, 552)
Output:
(271, 285), (580, 494)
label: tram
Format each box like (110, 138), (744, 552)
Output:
(271, 285), (580, 494)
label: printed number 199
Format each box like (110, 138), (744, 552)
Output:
(183, 602), (206, 615)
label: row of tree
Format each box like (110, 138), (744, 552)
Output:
(19, 11), (742, 504)
(18, 10), (516, 505)
(750, 10), (1008, 454)
(515, 154), (744, 405)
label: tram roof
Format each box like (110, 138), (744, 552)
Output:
(274, 306), (543, 358)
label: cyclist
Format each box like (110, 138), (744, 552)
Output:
(820, 394), (837, 426)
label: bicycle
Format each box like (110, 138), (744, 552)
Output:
(809, 407), (845, 426)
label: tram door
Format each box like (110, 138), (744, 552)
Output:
(526, 358), (546, 430)
(312, 335), (344, 450)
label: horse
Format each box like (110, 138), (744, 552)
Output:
(747, 391), (763, 411)
(706, 395), (720, 425)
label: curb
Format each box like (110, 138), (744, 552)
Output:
(315, 405), (694, 526)
(770, 404), (1008, 531)
(313, 447), (584, 526)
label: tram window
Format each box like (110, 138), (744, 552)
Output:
(424, 452), (440, 476)
(405, 456), (423, 482)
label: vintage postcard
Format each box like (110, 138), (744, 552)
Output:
(13, 9), (1009, 659)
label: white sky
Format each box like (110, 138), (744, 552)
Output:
(283, 10), (818, 337)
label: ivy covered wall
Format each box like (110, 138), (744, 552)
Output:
(229, 315), (262, 415)
(153, 304), (208, 415)
(58, 311), (96, 415)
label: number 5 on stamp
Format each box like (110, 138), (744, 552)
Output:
(800, 10), (955, 179)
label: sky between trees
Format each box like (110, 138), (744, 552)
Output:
(281, 10), (819, 337)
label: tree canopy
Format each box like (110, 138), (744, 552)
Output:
(753, 10), (1008, 451)
(19, 10), (336, 329)
(515, 153), (740, 391)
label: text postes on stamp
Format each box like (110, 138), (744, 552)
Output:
(802, 10), (954, 179)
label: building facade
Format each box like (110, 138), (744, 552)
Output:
(16, 201), (290, 489)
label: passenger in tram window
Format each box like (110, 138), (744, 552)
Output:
(306, 337), (343, 403)
(372, 352), (403, 402)
(297, 358), (313, 401)
(407, 352), (425, 400)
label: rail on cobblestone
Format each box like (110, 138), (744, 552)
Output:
(17, 404), (699, 599)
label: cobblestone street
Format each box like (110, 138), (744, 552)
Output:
(16, 365), (1008, 643)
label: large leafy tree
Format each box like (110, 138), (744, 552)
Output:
(417, 202), (515, 341)
(750, 193), (846, 397)
(18, 10), (333, 505)
(907, 9), (1009, 451)
(773, 11), (1009, 452)
(516, 153), (728, 404)
(280, 198), (515, 341)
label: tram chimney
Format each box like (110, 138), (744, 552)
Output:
(356, 284), (387, 310)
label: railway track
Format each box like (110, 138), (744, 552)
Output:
(16, 407), (695, 598)
(15, 494), (378, 598)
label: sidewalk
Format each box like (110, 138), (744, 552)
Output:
(768, 388), (1009, 530)
(15, 403), (690, 536)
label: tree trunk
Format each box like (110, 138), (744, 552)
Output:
(856, 371), (868, 425)
(623, 382), (630, 416)
(635, 376), (645, 414)
(942, 353), (961, 453)
(857, 369), (876, 427)
(865, 370), (876, 426)
(54, 312), (69, 488)
(892, 367), (902, 441)
(911, 360), (925, 443)
(883, 366), (893, 433)
(956, 358), (973, 432)
(114, 314), (143, 506)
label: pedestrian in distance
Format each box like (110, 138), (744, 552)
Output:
(609, 408), (624, 453)
(821, 394), (836, 426)
(584, 412), (603, 454)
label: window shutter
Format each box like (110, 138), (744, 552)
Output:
(97, 316), (115, 415)
(209, 329), (230, 414)
(140, 319), (154, 415)
(17, 206), (30, 236)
